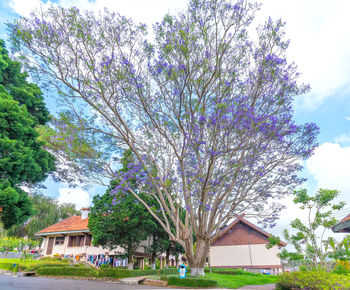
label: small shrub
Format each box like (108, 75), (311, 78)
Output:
(36, 267), (96, 277)
(163, 275), (217, 287)
(94, 268), (158, 278)
(159, 268), (178, 275)
(277, 270), (350, 290)
(333, 260), (350, 275)
(298, 265), (308, 271)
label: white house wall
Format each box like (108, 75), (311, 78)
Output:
(43, 235), (125, 257)
(210, 244), (281, 268)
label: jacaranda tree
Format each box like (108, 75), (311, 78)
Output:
(10, 0), (318, 275)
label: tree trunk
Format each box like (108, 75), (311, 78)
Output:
(165, 248), (170, 268)
(150, 252), (156, 270)
(127, 252), (134, 270)
(185, 237), (210, 277)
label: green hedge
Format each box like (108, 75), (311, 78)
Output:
(26, 263), (74, 271)
(276, 271), (350, 290)
(96, 268), (158, 278)
(159, 268), (179, 275)
(36, 267), (96, 277)
(205, 268), (259, 276)
(161, 275), (217, 287)
(36, 267), (161, 278)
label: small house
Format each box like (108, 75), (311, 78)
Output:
(209, 215), (286, 274)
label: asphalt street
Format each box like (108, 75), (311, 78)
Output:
(0, 274), (166, 290)
(0, 274), (276, 290)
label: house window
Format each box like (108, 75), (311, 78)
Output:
(55, 237), (65, 245)
(85, 235), (92, 246)
(68, 236), (85, 247)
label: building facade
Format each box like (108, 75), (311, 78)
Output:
(36, 208), (151, 268)
(209, 215), (286, 274)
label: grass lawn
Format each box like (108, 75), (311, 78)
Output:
(203, 273), (279, 289)
(0, 258), (68, 270)
(0, 258), (46, 266)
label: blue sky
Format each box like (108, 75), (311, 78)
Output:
(1, 0), (350, 238)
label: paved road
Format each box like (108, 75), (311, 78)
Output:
(0, 275), (165, 290)
(0, 274), (275, 290)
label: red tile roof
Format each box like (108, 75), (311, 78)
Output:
(36, 216), (89, 234)
(212, 214), (287, 247)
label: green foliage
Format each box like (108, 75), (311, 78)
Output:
(282, 188), (345, 269)
(161, 275), (218, 287)
(0, 262), (17, 271)
(0, 40), (55, 229)
(0, 183), (33, 229)
(325, 235), (350, 261)
(96, 268), (158, 278)
(89, 150), (174, 266)
(204, 268), (260, 276)
(277, 248), (304, 265)
(36, 266), (96, 277)
(36, 267), (161, 278)
(0, 237), (20, 254)
(25, 263), (71, 271)
(8, 193), (80, 240)
(0, 40), (50, 125)
(204, 273), (279, 289)
(266, 235), (281, 249)
(88, 190), (151, 263)
(0, 236), (39, 261)
(159, 268), (179, 275)
(276, 271), (350, 290)
(332, 260), (350, 275)
(38, 256), (70, 262)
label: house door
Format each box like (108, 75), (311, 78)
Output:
(46, 237), (54, 255)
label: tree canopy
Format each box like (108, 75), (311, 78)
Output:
(8, 193), (80, 240)
(10, 0), (319, 274)
(88, 151), (172, 269)
(0, 40), (55, 228)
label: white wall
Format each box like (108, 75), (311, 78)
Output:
(42, 235), (134, 257)
(210, 244), (281, 268)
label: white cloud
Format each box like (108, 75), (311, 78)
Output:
(8, 0), (188, 26)
(8, 0), (350, 109)
(346, 116), (350, 121)
(334, 133), (350, 143)
(306, 143), (350, 203)
(266, 142), (350, 244)
(57, 188), (91, 210)
(258, 0), (350, 110)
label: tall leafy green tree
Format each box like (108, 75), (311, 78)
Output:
(8, 193), (79, 240)
(0, 39), (50, 125)
(0, 40), (55, 228)
(88, 151), (166, 269)
(89, 189), (152, 270)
